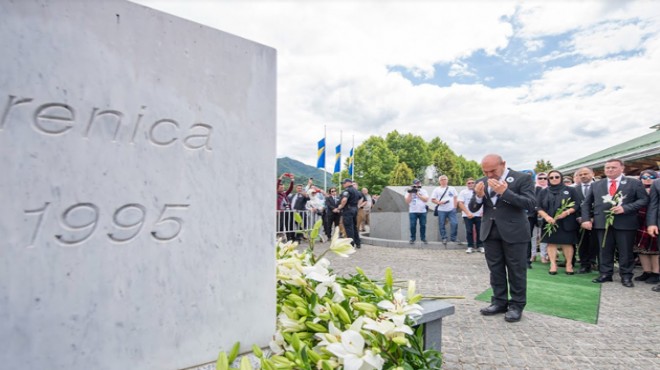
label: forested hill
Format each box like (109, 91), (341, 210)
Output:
(277, 157), (335, 188)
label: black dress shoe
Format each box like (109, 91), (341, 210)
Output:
(634, 272), (650, 281)
(578, 266), (592, 274)
(504, 308), (522, 322)
(566, 271), (575, 275)
(480, 304), (508, 316)
(592, 275), (613, 283)
(548, 271), (557, 275)
(622, 278), (634, 288)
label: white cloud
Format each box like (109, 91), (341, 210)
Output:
(131, 0), (660, 171)
(570, 21), (649, 58)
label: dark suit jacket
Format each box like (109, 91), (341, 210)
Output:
(536, 185), (580, 232)
(289, 193), (309, 211)
(575, 181), (594, 221)
(468, 169), (536, 243)
(646, 179), (660, 227)
(580, 176), (648, 230)
(325, 196), (341, 212)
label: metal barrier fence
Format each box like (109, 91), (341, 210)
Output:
(276, 209), (324, 242)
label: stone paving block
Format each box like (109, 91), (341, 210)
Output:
(317, 243), (660, 369)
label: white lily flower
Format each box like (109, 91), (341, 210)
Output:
(269, 331), (288, 354)
(325, 329), (384, 370)
(363, 316), (413, 338)
(315, 320), (342, 347)
(277, 313), (305, 333)
(329, 227), (356, 257)
(303, 258), (333, 282)
(330, 282), (346, 302)
(377, 289), (423, 319)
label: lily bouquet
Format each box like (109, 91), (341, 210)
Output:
(216, 218), (448, 370)
(601, 191), (625, 248)
(541, 198), (575, 239)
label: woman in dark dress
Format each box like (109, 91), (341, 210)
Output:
(633, 170), (659, 284)
(536, 170), (581, 275)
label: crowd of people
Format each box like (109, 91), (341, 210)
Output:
(277, 156), (660, 325)
(527, 161), (659, 292)
(276, 173), (375, 249)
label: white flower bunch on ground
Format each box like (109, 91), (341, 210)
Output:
(217, 222), (444, 370)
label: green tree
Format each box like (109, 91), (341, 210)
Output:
(353, 136), (398, 194)
(385, 131), (431, 178)
(389, 162), (414, 186)
(428, 138), (462, 184)
(535, 159), (553, 173)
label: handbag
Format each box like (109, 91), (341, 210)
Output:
(433, 187), (449, 217)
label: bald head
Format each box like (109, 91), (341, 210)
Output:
(481, 154), (506, 179)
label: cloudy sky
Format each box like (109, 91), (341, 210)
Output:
(132, 0), (660, 170)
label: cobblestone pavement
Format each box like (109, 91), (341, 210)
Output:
(317, 241), (660, 370)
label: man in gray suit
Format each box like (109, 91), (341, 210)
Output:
(646, 177), (660, 292)
(581, 158), (648, 287)
(469, 154), (536, 322)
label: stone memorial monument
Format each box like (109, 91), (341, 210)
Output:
(0, 0), (276, 368)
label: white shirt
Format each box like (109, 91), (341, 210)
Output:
(408, 189), (429, 213)
(458, 189), (482, 217)
(431, 186), (458, 211)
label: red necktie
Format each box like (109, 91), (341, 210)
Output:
(609, 180), (617, 196)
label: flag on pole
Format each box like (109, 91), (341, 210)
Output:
(333, 144), (341, 173)
(348, 147), (354, 176)
(316, 138), (325, 169)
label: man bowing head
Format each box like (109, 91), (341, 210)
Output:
(469, 154), (536, 322)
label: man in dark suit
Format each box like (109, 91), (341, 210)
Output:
(646, 177), (660, 292)
(469, 154), (536, 322)
(289, 184), (309, 241)
(574, 167), (598, 273)
(324, 187), (343, 239)
(581, 158), (648, 287)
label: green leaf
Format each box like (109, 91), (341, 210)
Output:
(294, 212), (303, 225)
(384, 267), (393, 290)
(216, 352), (229, 370)
(239, 356), (253, 370)
(227, 342), (240, 363)
(251, 345), (263, 358)
(311, 219), (323, 240)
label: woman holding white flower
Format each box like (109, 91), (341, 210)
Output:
(536, 170), (580, 275)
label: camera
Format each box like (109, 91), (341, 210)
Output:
(407, 186), (420, 193)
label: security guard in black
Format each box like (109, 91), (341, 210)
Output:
(336, 178), (361, 248)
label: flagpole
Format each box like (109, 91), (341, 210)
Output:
(351, 135), (355, 182)
(339, 130), (343, 179)
(324, 125), (327, 192)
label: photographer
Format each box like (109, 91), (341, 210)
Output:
(406, 179), (430, 244)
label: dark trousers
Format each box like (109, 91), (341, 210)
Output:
(277, 211), (295, 241)
(342, 207), (360, 247)
(578, 229), (599, 268)
(484, 223), (528, 310)
(464, 216), (482, 247)
(596, 228), (635, 279)
(325, 211), (341, 238)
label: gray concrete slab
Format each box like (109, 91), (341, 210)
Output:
(317, 242), (660, 369)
